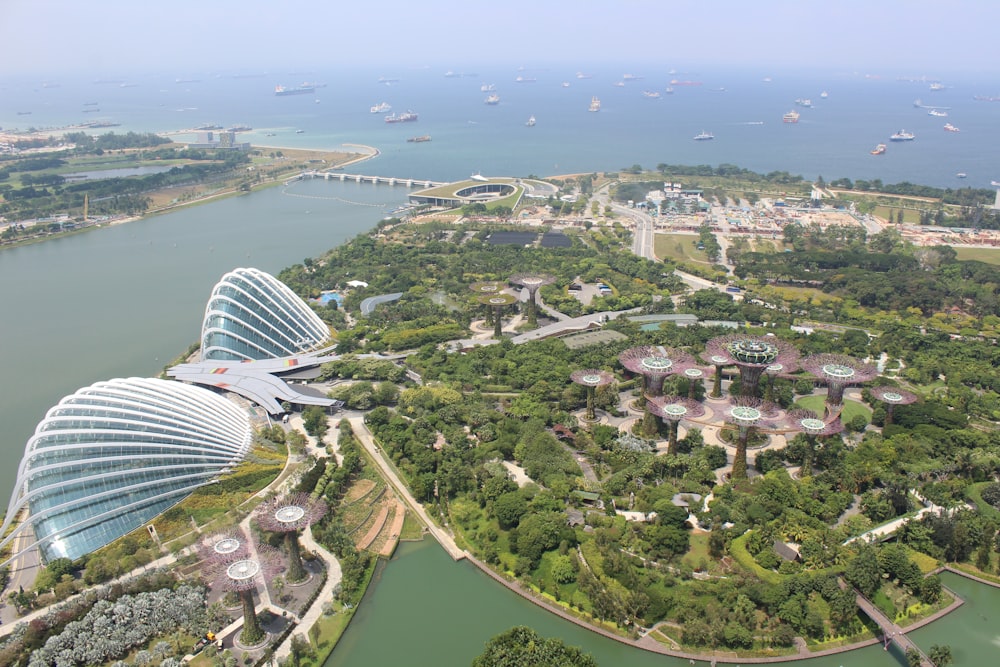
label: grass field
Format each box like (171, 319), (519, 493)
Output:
(793, 395), (871, 424)
(954, 246), (1000, 265)
(653, 233), (712, 264)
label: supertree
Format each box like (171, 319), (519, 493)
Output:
(762, 351), (801, 403)
(699, 351), (732, 399)
(704, 334), (801, 398)
(509, 273), (556, 327)
(870, 386), (919, 426)
(784, 409), (844, 476)
(254, 493), (328, 583)
(570, 369), (615, 421)
(647, 395), (706, 456)
(207, 538), (281, 646)
(619, 346), (695, 398)
(722, 397), (780, 480)
(801, 353), (880, 416)
(477, 292), (518, 339)
(469, 281), (504, 326)
(683, 367), (707, 400)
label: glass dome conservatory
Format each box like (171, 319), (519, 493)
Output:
(201, 267), (331, 361)
(1, 377), (252, 564)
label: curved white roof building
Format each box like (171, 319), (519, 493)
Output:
(201, 267), (330, 361)
(1, 378), (252, 564)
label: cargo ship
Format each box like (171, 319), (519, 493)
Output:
(274, 84), (314, 96)
(385, 111), (418, 123)
(485, 93), (500, 105)
(944, 123), (960, 132)
(782, 110), (800, 123)
(407, 135), (431, 142)
(693, 130), (714, 141)
(370, 102), (392, 114)
(889, 129), (915, 141)
(589, 96), (601, 112)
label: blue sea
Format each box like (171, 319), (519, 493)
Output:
(2, 65), (998, 188)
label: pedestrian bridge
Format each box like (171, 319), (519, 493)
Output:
(287, 171), (447, 188)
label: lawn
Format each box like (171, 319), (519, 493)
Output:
(653, 233), (712, 264)
(794, 395), (871, 424)
(954, 246), (1000, 265)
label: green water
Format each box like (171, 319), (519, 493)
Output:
(328, 542), (1000, 667)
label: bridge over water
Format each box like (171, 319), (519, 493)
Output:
(286, 170), (447, 188)
(853, 588), (933, 667)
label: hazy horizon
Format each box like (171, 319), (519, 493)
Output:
(3, 0), (999, 77)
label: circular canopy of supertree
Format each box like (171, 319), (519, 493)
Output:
(508, 273), (556, 292)
(255, 493), (328, 534)
(619, 346), (695, 395)
(570, 369), (615, 388)
(724, 396), (782, 426)
(646, 395), (706, 423)
(202, 530), (249, 560)
(704, 334), (800, 397)
(209, 541), (282, 593)
(469, 281), (504, 295)
(801, 353), (879, 406)
(477, 293), (518, 307)
(705, 334), (799, 369)
(870, 386), (918, 407)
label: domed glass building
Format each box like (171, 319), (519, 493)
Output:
(1, 378), (252, 564)
(201, 267), (331, 361)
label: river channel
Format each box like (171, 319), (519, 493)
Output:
(2, 182), (999, 666)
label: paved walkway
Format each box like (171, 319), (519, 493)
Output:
(347, 417), (465, 560)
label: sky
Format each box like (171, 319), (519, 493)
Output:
(2, 0), (999, 76)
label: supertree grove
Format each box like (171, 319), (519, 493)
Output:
(801, 353), (879, 415)
(704, 334), (801, 398)
(570, 369), (615, 421)
(508, 273), (556, 327)
(647, 395), (706, 455)
(870, 386), (919, 425)
(207, 537), (281, 646)
(254, 493), (328, 583)
(477, 292), (518, 339)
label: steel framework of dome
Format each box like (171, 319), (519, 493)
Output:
(870, 386), (919, 425)
(254, 493), (328, 583)
(509, 273), (556, 327)
(705, 334), (800, 398)
(801, 353), (880, 410)
(570, 369), (615, 421)
(201, 267), (331, 361)
(0, 377), (252, 566)
(647, 395), (706, 455)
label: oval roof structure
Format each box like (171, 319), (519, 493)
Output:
(201, 267), (331, 361)
(1, 378), (252, 564)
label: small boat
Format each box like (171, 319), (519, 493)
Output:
(956, 172), (967, 178)
(407, 135), (431, 143)
(944, 123), (960, 132)
(871, 143), (886, 155)
(480, 83), (495, 92)
(782, 110), (800, 123)
(370, 102), (392, 114)
(622, 73), (642, 81)
(588, 96), (601, 112)
(795, 98), (813, 107)
(664, 86), (674, 94)
(928, 108), (948, 117)
(561, 82), (570, 88)
(820, 91), (829, 99)
(614, 81), (625, 87)
(642, 90), (661, 99)
(930, 82), (945, 91)
(514, 75), (536, 83)
(693, 130), (714, 141)
(295, 129), (304, 134)
(890, 129), (915, 141)
(576, 72), (593, 79)
(485, 93), (500, 105)
(525, 115), (536, 127)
